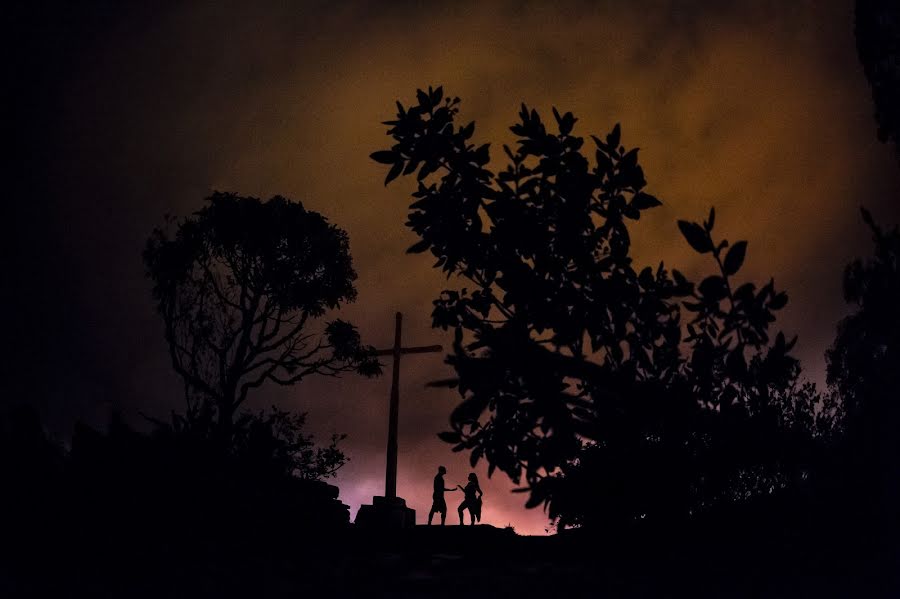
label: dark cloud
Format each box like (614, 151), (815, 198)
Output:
(8, 0), (899, 534)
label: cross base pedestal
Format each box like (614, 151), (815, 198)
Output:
(355, 496), (416, 529)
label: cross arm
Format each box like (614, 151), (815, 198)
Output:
(374, 344), (443, 357)
(401, 344), (443, 355)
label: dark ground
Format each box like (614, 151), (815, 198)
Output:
(4, 519), (894, 598)
(332, 522), (894, 599)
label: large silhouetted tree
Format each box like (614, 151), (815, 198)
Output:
(144, 192), (380, 439)
(373, 87), (820, 525)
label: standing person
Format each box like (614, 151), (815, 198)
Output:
(428, 466), (456, 525)
(457, 473), (484, 525)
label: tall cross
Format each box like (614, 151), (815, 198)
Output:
(374, 312), (442, 500)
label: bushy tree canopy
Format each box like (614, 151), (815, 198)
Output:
(144, 192), (380, 436)
(374, 87), (825, 526)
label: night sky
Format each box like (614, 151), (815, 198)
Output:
(8, 0), (900, 535)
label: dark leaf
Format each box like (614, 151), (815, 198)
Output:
(437, 431), (461, 444)
(385, 161), (404, 185)
(552, 107), (562, 126)
(678, 220), (713, 253)
(632, 192), (661, 210)
(470, 446), (483, 467)
(723, 241), (747, 276)
(606, 123), (621, 151)
(639, 266), (654, 288)
(416, 88), (430, 110)
(861, 206), (874, 229)
(769, 291), (788, 310)
(370, 150), (397, 165)
(775, 331), (786, 351)
(403, 159), (420, 175)
(473, 144), (491, 166)
(406, 239), (431, 254)
(620, 147), (640, 170)
(451, 395), (489, 424)
(734, 282), (756, 301)
(699, 276), (727, 301)
(524, 484), (549, 509)
(785, 335), (797, 352)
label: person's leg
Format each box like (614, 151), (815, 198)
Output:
(457, 502), (465, 525)
(428, 508), (435, 525)
(440, 508), (446, 525)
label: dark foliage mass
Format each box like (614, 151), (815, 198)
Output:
(827, 209), (900, 546)
(0, 404), (352, 597)
(856, 0), (900, 156)
(374, 86), (837, 529)
(144, 192), (380, 438)
(828, 210), (900, 420)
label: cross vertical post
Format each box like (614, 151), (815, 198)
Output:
(356, 311), (442, 529)
(385, 312), (402, 499)
(372, 312), (442, 501)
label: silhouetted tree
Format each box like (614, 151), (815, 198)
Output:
(373, 87), (822, 526)
(856, 0), (900, 157)
(144, 192), (380, 439)
(826, 208), (900, 542)
(828, 209), (900, 423)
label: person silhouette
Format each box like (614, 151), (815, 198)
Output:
(428, 466), (456, 525)
(457, 472), (483, 525)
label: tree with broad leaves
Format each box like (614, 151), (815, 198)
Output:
(826, 208), (900, 544)
(373, 86), (826, 526)
(828, 209), (900, 426)
(144, 192), (380, 440)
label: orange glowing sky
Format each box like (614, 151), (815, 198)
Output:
(11, 1), (899, 535)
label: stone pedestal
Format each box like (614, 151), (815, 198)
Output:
(291, 479), (351, 527)
(354, 496), (416, 529)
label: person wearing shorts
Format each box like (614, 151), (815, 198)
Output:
(428, 466), (456, 525)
